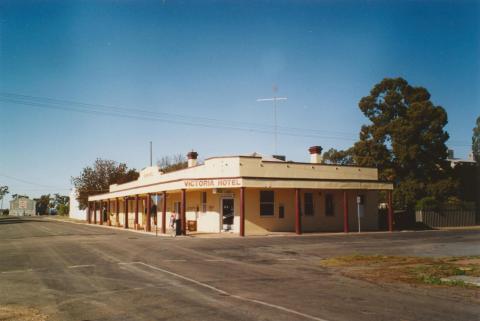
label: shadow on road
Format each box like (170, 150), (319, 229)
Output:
(0, 217), (50, 225)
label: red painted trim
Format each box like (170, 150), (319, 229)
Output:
(181, 189), (186, 235)
(343, 190), (349, 233)
(162, 191), (166, 234)
(388, 191), (394, 232)
(240, 187), (245, 237)
(295, 189), (301, 235)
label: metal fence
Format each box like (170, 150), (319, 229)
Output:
(415, 207), (477, 227)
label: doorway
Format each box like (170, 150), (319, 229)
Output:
(222, 198), (234, 231)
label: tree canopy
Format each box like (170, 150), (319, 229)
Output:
(157, 154), (188, 173)
(473, 116), (480, 162)
(324, 77), (456, 209)
(72, 159), (139, 209)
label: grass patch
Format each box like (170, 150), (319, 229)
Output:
(320, 255), (480, 288)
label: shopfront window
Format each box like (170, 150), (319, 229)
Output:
(304, 193), (314, 216)
(260, 191), (274, 216)
(325, 194), (334, 216)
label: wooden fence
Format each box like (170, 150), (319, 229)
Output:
(415, 207), (477, 228)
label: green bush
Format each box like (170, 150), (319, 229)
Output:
(416, 196), (476, 211)
(415, 197), (440, 211)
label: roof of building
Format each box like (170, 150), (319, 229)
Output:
(89, 153), (393, 201)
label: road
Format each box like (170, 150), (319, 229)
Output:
(0, 216), (479, 321)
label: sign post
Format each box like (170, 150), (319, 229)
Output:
(356, 196), (362, 233)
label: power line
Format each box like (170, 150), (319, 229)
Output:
(0, 173), (68, 189)
(0, 92), (357, 141)
(0, 92), (472, 147)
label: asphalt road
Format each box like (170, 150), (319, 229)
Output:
(0, 216), (479, 321)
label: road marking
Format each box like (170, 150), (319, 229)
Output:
(68, 264), (94, 269)
(1, 268), (33, 274)
(276, 258), (297, 261)
(204, 259), (226, 262)
(125, 261), (331, 321)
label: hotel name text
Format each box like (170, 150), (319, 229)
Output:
(183, 178), (241, 188)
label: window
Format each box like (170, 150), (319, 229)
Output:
(304, 193), (314, 216)
(325, 194), (334, 216)
(279, 204), (285, 218)
(201, 192), (207, 212)
(260, 191), (274, 216)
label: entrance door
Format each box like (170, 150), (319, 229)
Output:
(222, 198), (234, 230)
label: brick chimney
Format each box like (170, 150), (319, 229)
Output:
(187, 151), (198, 167)
(309, 146), (323, 164)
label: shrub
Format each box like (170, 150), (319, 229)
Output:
(415, 197), (440, 211)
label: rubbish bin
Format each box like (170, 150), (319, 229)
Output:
(175, 219), (182, 236)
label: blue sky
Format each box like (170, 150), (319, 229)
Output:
(0, 0), (478, 203)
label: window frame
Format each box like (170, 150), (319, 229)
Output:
(259, 190), (275, 216)
(325, 194), (334, 216)
(304, 192), (314, 216)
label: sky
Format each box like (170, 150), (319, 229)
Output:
(0, 0), (479, 205)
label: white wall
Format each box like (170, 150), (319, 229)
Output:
(69, 189), (86, 220)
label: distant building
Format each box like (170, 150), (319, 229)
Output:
(10, 197), (36, 216)
(69, 188), (86, 220)
(447, 149), (476, 168)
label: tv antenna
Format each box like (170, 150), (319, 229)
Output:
(256, 85), (288, 154)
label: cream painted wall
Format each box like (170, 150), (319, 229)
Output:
(243, 188), (380, 235)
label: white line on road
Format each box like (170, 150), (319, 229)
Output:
(68, 265), (95, 269)
(1, 268), (33, 274)
(124, 261), (331, 321)
(204, 259), (226, 262)
(276, 258), (297, 261)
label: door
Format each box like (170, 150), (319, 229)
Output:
(222, 198), (234, 229)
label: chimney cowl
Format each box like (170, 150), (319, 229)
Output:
(187, 151), (198, 160)
(309, 146), (323, 154)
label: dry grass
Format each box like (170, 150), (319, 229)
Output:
(0, 305), (48, 321)
(320, 255), (480, 287)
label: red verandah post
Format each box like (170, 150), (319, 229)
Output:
(116, 198), (120, 227)
(162, 191), (167, 234)
(87, 202), (91, 223)
(146, 194), (151, 232)
(240, 187), (245, 237)
(295, 188), (301, 235)
(134, 195), (139, 229)
(93, 201), (97, 224)
(99, 201), (103, 225)
(124, 197), (129, 229)
(181, 189), (186, 235)
(107, 199), (111, 226)
(343, 190), (349, 233)
(388, 190), (394, 232)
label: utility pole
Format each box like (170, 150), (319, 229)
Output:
(149, 141), (152, 167)
(257, 85), (287, 154)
